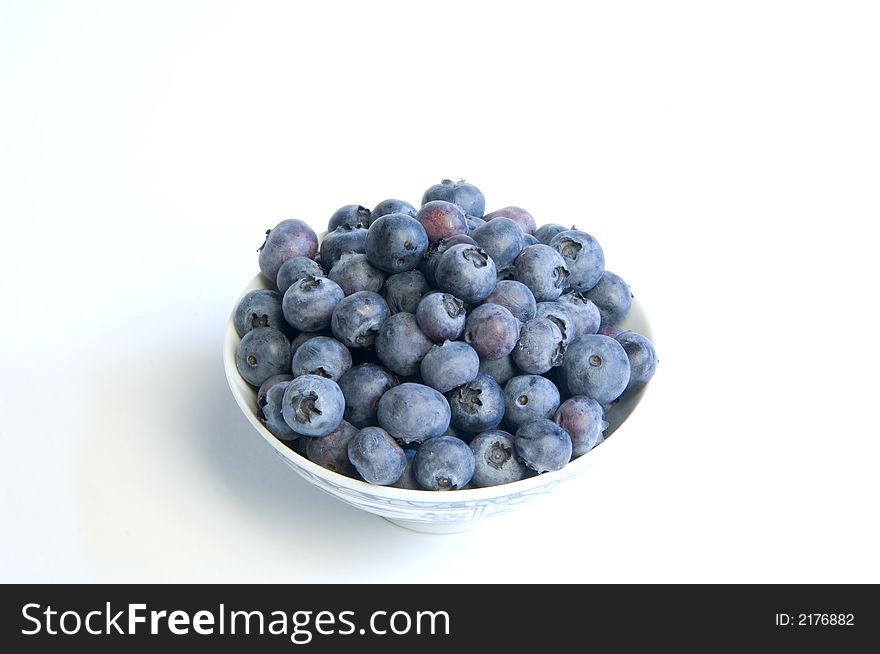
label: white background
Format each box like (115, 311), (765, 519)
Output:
(1, 1), (878, 583)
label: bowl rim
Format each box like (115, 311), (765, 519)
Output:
(224, 272), (653, 502)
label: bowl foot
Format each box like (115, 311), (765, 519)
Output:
(383, 516), (484, 534)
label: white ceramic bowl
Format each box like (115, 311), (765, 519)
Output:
(224, 273), (654, 533)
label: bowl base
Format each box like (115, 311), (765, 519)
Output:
(383, 517), (484, 534)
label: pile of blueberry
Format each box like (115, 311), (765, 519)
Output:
(233, 179), (657, 491)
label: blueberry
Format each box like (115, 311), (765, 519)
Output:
(465, 215), (486, 235)
(469, 430), (529, 487)
(235, 327), (291, 387)
(478, 353), (520, 386)
(560, 334), (631, 404)
(421, 179), (486, 218)
(290, 335), (352, 381)
(289, 330), (332, 357)
(415, 292), (466, 342)
(514, 418), (572, 473)
(585, 271), (632, 327)
(434, 243), (497, 304)
(256, 373), (294, 421)
(534, 223), (570, 245)
(615, 331), (658, 391)
(484, 280), (537, 323)
(419, 234), (478, 286)
(276, 256), (325, 295)
(376, 382), (451, 445)
(261, 380), (299, 441)
(415, 200), (469, 244)
(510, 318), (566, 375)
(382, 270), (430, 314)
(371, 198), (417, 224)
(483, 206), (537, 234)
(391, 449), (420, 489)
(412, 435), (475, 490)
(374, 312), (434, 377)
(365, 213), (429, 273)
(502, 374), (561, 429)
(330, 291), (390, 349)
(446, 373), (505, 433)
(282, 275), (344, 332)
(320, 225), (368, 271)
(598, 325), (625, 338)
(347, 427), (406, 485)
(328, 204), (371, 231)
(337, 363), (399, 428)
(553, 396), (607, 457)
(550, 230), (605, 292)
(420, 341), (480, 393)
(534, 301), (576, 346)
(257, 219), (319, 283)
(234, 289), (286, 338)
(306, 420), (359, 476)
(280, 374), (345, 437)
(328, 253), (386, 295)
(522, 233), (539, 246)
(463, 303), (520, 360)
(472, 217), (525, 271)
(514, 244), (569, 302)
(558, 291), (602, 336)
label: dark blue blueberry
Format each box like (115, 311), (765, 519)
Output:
(534, 301), (576, 346)
(320, 225), (368, 271)
(550, 229), (605, 292)
(522, 233), (539, 246)
(446, 373), (505, 433)
(420, 341), (480, 393)
(347, 427), (406, 485)
(463, 303), (520, 360)
(553, 396), (607, 458)
(558, 291), (602, 336)
(391, 449), (420, 489)
(234, 289), (285, 338)
(412, 435), (475, 490)
(328, 204), (371, 231)
(615, 331), (658, 391)
(560, 334), (631, 404)
(502, 374), (561, 429)
(415, 200), (469, 244)
(374, 312), (434, 377)
(465, 215), (486, 235)
(280, 374), (345, 437)
(478, 353), (520, 386)
(306, 420), (358, 476)
(514, 244), (569, 302)
(282, 275), (344, 332)
(276, 256), (325, 295)
(257, 219), (319, 283)
(235, 326), (291, 387)
(289, 330), (332, 357)
(415, 292), (466, 342)
(421, 179), (486, 218)
(365, 213), (429, 273)
(256, 373), (294, 421)
(483, 206), (536, 234)
(261, 380), (299, 441)
(290, 335), (352, 381)
(435, 243), (497, 304)
(484, 280), (537, 323)
(337, 363), (399, 428)
(382, 270), (430, 314)
(328, 253), (386, 295)
(511, 318), (566, 374)
(376, 382), (451, 445)
(419, 234), (478, 286)
(472, 217), (525, 271)
(469, 429), (529, 487)
(585, 271), (632, 327)
(371, 198), (417, 224)
(514, 418), (572, 473)
(534, 223), (570, 245)
(330, 291), (390, 349)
